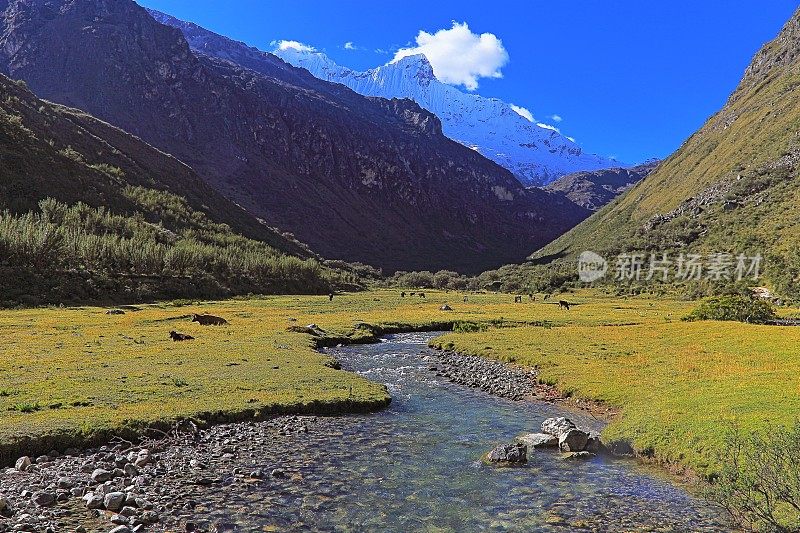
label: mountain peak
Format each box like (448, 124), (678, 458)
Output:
(271, 44), (619, 185)
(389, 53), (436, 79)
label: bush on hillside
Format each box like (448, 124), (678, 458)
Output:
(683, 295), (776, 324)
(707, 422), (800, 532)
(0, 194), (336, 305)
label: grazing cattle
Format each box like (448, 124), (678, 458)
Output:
(410, 292), (416, 296)
(191, 313), (228, 326)
(463, 295), (468, 303)
(170, 331), (194, 341)
(514, 295), (522, 303)
(329, 293), (334, 301)
(528, 294), (533, 301)
(559, 300), (571, 311)
(543, 294), (550, 301)
(401, 291), (406, 298)
(419, 293), (426, 298)
(106, 309), (125, 315)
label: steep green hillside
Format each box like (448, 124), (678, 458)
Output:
(534, 9), (800, 297)
(0, 75), (335, 304)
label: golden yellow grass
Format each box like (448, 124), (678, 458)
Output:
(433, 294), (800, 475)
(1, 289), (796, 476)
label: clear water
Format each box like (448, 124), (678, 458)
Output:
(239, 332), (728, 532)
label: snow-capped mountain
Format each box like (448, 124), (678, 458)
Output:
(272, 48), (620, 185)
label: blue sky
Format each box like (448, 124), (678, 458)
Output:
(138, 0), (798, 164)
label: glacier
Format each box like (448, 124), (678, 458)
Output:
(272, 48), (621, 185)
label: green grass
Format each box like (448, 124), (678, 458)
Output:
(432, 291), (800, 476)
(1, 288), (795, 481)
(529, 18), (800, 300)
(0, 289), (573, 463)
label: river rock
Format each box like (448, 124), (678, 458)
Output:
(15, 456), (31, 472)
(109, 526), (132, 533)
(485, 442), (527, 464)
(134, 450), (151, 468)
(91, 468), (113, 483)
(104, 491), (126, 511)
(517, 432), (558, 449)
(0, 495), (12, 517)
(110, 514), (129, 525)
(32, 491), (56, 507)
(585, 432), (607, 454)
(541, 417), (577, 438)
(559, 429), (589, 452)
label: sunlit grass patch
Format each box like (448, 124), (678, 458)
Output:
(433, 309), (800, 475)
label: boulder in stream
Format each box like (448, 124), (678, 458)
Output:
(559, 429), (589, 452)
(485, 442), (527, 465)
(541, 417), (577, 438)
(517, 433), (558, 449)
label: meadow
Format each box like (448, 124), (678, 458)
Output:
(0, 289), (796, 479)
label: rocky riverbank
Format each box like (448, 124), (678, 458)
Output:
(422, 349), (539, 401)
(425, 347), (619, 420)
(0, 416), (337, 533)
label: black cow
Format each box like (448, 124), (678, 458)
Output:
(170, 331), (194, 341)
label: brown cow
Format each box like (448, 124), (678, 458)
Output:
(558, 300), (571, 311)
(191, 313), (228, 326)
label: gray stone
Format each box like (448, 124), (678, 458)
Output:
(517, 432), (558, 449)
(585, 432), (607, 454)
(104, 491), (126, 511)
(14, 456), (31, 472)
(91, 468), (113, 483)
(83, 493), (104, 509)
(123, 463), (139, 477)
(541, 417), (577, 438)
(559, 429), (589, 452)
(485, 442), (527, 464)
(110, 514), (129, 526)
(109, 526), (132, 533)
(120, 506), (137, 517)
(0, 495), (11, 518)
(32, 491), (56, 507)
(133, 450), (150, 468)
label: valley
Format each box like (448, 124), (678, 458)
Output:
(0, 0), (798, 531)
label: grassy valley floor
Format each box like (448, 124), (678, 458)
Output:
(0, 289), (797, 478)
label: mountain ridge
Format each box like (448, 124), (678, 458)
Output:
(533, 7), (800, 297)
(149, 8), (620, 187)
(0, 0), (590, 274)
(543, 160), (659, 211)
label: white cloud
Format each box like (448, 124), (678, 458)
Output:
(566, 136), (576, 143)
(391, 22), (508, 91)
(510, 104), (534, 122)
(273, 40), (316, 53)
(550, 114), (563, 123)
(344, 41), (357, 50)
(537, 122), (561, 133)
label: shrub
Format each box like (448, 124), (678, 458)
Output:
(707, 422), (800, 532)
(683, 295), (777, 324)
